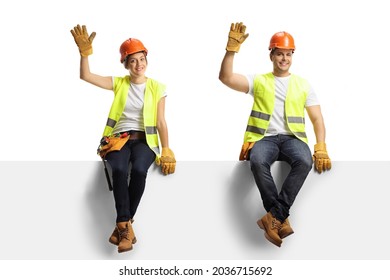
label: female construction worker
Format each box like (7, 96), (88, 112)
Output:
(219, 23), (331, 247)
(71, 24), (176, 253)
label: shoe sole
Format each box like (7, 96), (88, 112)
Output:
(118, 246), (133, 253)
(279, 231), (294, 239)
(109, 237), (137, 246)
(257, 219), (282, 247)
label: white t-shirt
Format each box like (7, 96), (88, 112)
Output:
(246, 74), (319, 136)
(112, 81), (167, 134)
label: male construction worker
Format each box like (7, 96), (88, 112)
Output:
(219, 22), (331, 247)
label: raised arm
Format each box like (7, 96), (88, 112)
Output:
(218, 22), (250, 93)
(79, 56), (113, 90)
(219, 52), (249, 93)
(71, 24), (113, 90)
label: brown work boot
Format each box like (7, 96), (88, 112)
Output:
(257, 212), (283, 247)
(279, 218), (294, 239)
(109, 219), (135, 246)
(117, 220), (136, 253)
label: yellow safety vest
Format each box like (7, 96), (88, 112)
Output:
(244, 72), (309, 144)
(102, 76), (165, 160)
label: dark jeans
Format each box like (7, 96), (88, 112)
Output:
(105, 139), (155, 223)
(249, 135), (313, 222)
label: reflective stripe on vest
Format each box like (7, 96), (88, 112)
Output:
(102, 76), (165, 159)
(244, 73), (309, 143)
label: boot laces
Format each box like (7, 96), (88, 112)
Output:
(118, 226), (130, 241)
(271, 218), (282, 230)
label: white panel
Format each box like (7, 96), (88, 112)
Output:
(0, 161), (389, 260)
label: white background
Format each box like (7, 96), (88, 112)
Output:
(0, 0), (389, 161)
(1, 0), (389, 279)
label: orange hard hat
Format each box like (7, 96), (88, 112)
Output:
(268, 31), (295, 51)
(119, 38), (148, 63)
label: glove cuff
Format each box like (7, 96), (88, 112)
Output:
(79, 47), (93, 57)
(226, 46), (240, 53)
(162, 147), (175, 157)
(314, 142), (327, 152)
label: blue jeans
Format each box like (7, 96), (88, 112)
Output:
(249, 135), (313, 222)
(105, 139), (155, 223)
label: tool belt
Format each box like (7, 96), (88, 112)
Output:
(97, 130), (146, 158)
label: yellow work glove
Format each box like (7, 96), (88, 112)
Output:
(313, 142), (332, 173)
(70, 24), (96, 57)
(226, 22), (249, 52)
(239, 142), (254, 161)
(157, 148), (176, 175)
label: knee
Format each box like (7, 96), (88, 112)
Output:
(295, 155), (313, 173)
(250, 157), (270, 174)
(110, 163), (129, 178)
(130, 163), (149, 178)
